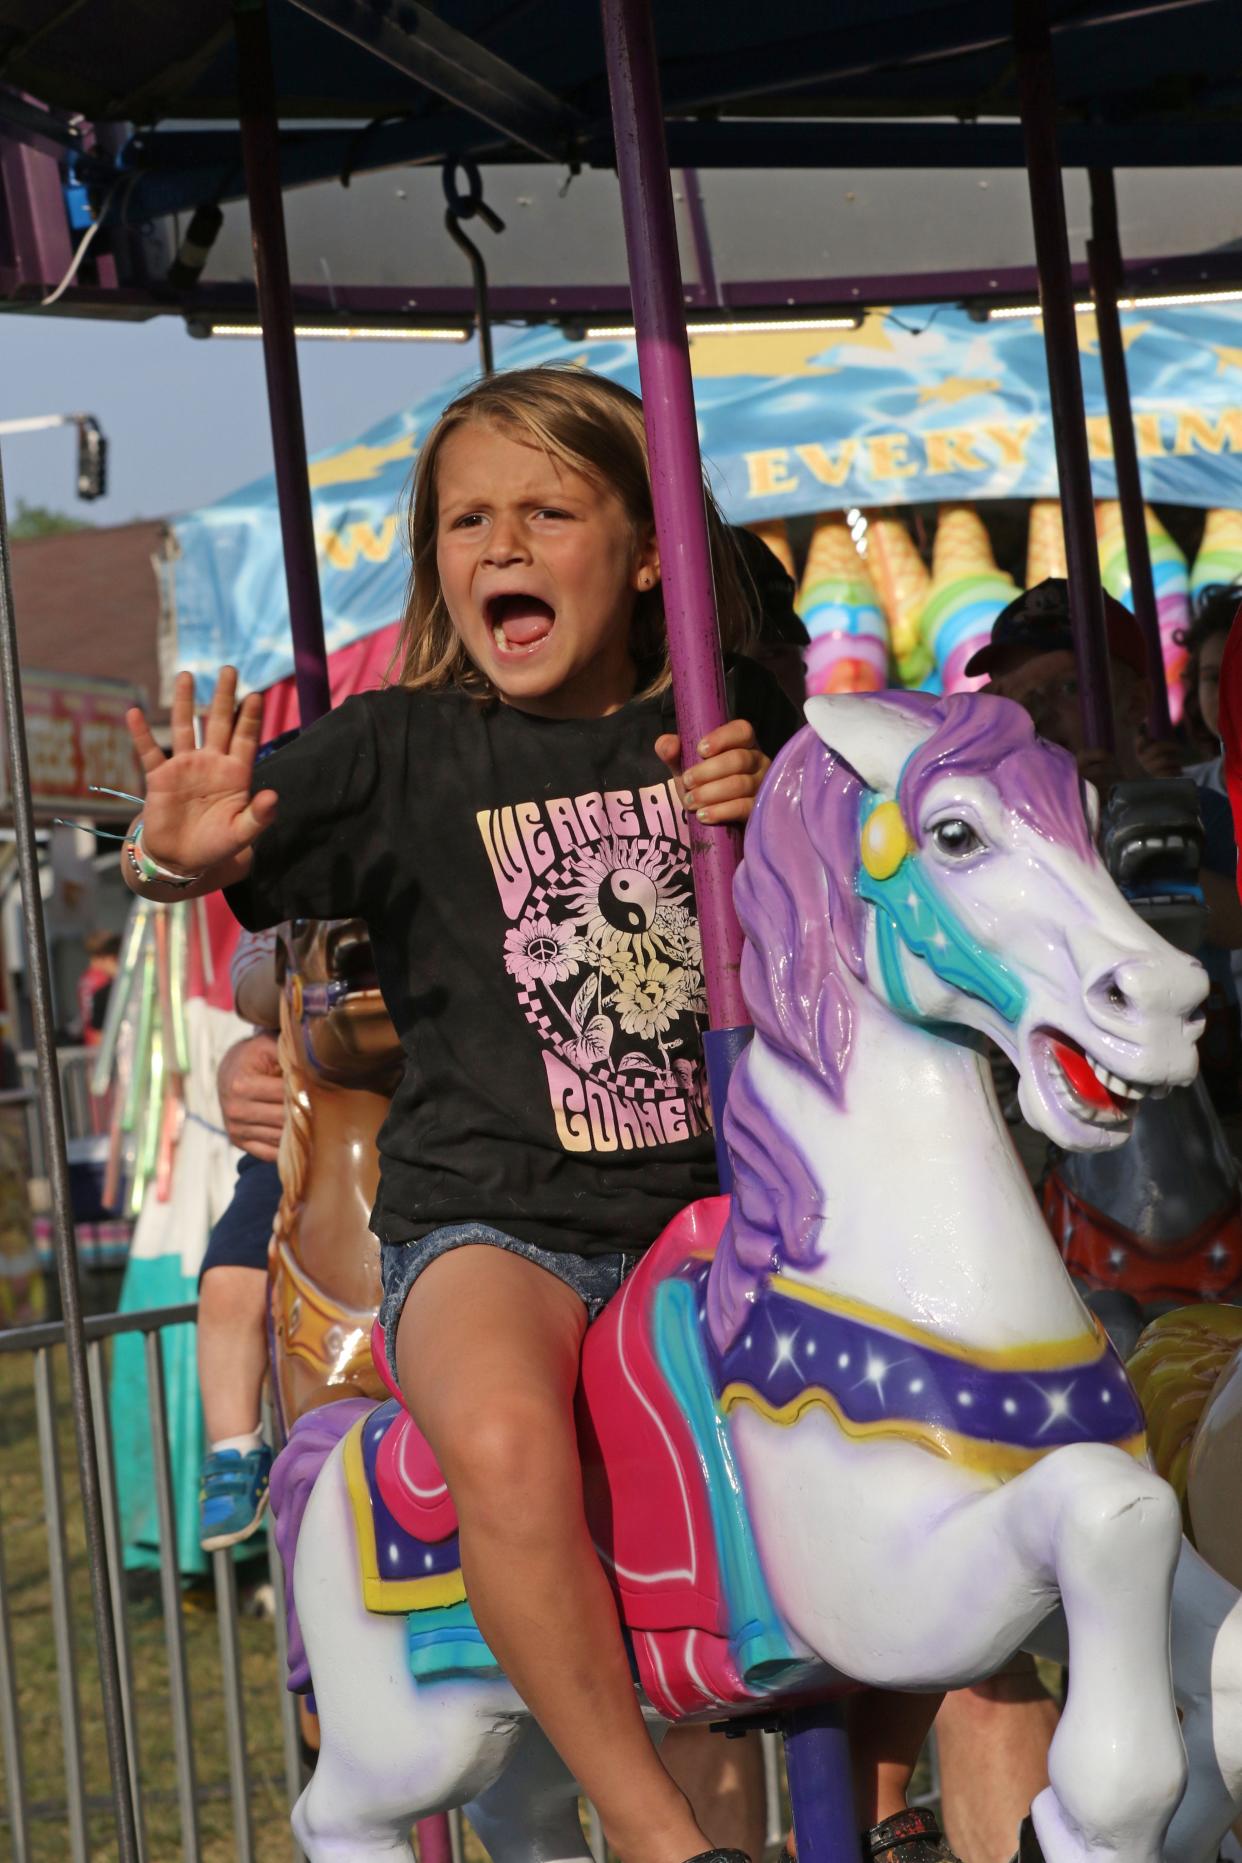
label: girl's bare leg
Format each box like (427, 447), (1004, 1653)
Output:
(397, 1246), (713, 1863)
(662, 1725), (765, 1857)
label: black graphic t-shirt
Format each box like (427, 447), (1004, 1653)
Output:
(227, 659), (798, 1258)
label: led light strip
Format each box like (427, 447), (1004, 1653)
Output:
(208, 323), (470, 342)
(989, 286), (1242, 320)
(584, 315), (862, 339)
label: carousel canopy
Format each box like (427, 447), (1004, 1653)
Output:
(3, 2), (1242, 324)
(4, 1), (1240, 165)
(170, 299), (1242, 699)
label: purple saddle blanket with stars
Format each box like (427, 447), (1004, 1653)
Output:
(697, 1260), (1148, 1479)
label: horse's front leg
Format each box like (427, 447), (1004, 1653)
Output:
(1000, 1444), (1185, 1863)
(1027, 1535), (1242, 1863)
(740, 1419), (1186, 1860)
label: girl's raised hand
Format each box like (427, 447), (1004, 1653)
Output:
(125, 668), (278, 878)
(654, 718), (770, 826)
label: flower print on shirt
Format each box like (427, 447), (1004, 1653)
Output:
(503, 916), (587, 988)
(477, 779), (710, 1155)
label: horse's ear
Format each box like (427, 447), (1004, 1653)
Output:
(803, 696), (931, 795)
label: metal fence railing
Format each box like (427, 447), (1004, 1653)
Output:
(0, 1301), (306, 1861)
(0, 1299), (484, 1863)
(0, 1298), (795, 1861)
(16, 1049), (101, 1185)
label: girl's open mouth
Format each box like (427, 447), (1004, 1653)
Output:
(486, 593), (556, 656)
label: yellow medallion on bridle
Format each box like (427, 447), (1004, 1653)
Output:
(860, 801), (914, 880)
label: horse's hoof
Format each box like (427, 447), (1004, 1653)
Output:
(864, 1807), (962, 1860)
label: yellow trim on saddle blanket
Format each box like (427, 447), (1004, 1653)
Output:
(718, 1380), (1147, 1478)
(718, 1274), (1146, 1479)
(768, 1274), (1108, 1372)
(342, 1415), (468, 1614)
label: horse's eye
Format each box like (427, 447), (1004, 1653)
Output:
(931, 819), (983, 859)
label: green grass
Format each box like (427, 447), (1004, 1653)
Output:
(0, 1346), (294, 1861)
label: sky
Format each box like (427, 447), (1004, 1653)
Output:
(1, 311), (489, 528)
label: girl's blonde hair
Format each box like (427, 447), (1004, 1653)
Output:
(393, 365), (754, 696)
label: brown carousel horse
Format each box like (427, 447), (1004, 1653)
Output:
(270, 918), (401, 1439)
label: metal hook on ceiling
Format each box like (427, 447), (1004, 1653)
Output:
(442, 156), (505, 375)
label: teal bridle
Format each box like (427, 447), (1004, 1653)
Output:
(854, 788), (1028, 1027)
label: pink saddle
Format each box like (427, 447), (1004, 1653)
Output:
(367, 1199), (815, 1717)
(368, 1326), (458, 1542)
(366, 1201), (728, 1606)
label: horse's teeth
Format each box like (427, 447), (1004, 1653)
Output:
(1087, 1053), (1146, 1101)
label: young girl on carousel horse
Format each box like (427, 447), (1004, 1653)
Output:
(120, 366), (955, 1863)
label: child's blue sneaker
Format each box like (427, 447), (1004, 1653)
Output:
(198, 1444), (272, 1551)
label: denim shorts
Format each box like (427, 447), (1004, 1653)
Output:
(198, 1155), (281, 1286)
(377, 1222), (637, 1382)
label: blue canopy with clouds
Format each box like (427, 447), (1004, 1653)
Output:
(172, 304), (1242, 698)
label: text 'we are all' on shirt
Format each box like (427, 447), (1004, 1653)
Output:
(226, 661), (798, 1259)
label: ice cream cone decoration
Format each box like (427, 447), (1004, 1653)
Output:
(1026, 501), (1067, 586)
(868, 515), (932, 688)
(1191, 509), (1242, 605)
(919, 505), (1017, 694)
(746, 519), (796, 583)
(798, 513), (890, 696)
(1096, 501), (1190, 723)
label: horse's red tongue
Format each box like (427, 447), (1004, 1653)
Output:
(1050, 1038), (1119, 1111)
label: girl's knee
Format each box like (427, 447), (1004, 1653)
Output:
(440, 1401), (579, 1528)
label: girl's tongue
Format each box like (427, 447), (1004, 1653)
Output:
(491, 594), (555, 649)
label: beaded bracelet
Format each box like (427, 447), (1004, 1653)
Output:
(126, 818), (205, 890)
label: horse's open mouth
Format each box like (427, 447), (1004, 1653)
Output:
(1035, 1029), (1153, 1128)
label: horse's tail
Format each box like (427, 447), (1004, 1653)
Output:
(271, 1397), (378, 1691)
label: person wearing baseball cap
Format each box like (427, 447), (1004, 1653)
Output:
(965, 576), (1179, 790)
(971, 569), (1241, 941)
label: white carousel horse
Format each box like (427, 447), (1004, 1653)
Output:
(271, 690), (1242, 1863)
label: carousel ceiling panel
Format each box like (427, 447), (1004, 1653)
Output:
(4, 0), (1241, 322)
(0, 0), (1238, 143)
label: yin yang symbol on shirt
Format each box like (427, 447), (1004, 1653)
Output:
(476, 777), (710, 1155)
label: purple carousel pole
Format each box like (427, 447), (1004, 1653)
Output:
(1087, 167), (1172, 742)
(235, 0), (332, 727)
(599, 4), (856, 1857)
(1014, 0), (1116, 756)
(600, 0), (753, 1172)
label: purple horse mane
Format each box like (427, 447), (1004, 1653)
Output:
(706, 689), (1092, 1349)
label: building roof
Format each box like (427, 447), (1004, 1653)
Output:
(7, 520), (167, 721)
